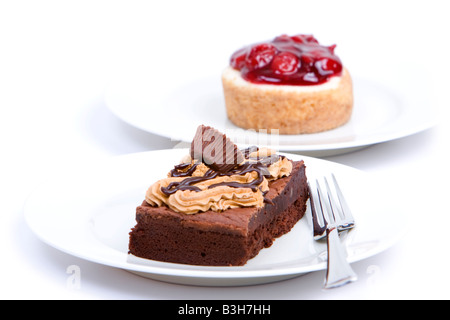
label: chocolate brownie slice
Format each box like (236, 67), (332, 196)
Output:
(128, 160), (308, 266)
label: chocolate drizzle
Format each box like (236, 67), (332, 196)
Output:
(169, 163), (200, 177)
(242, 146), (259, 158)
(161, 146), (281, 201)
(208, 162), (266, 192)
(161, 173), (215, 195)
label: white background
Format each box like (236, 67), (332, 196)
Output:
(1, 0), (449, 299)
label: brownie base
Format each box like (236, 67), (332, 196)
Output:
(128, 161), (308, 266)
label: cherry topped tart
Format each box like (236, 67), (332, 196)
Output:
(222, 34), (353, 134)
(230, 34), (342, 86)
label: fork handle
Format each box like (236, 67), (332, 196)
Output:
(324, 227), (357, 289)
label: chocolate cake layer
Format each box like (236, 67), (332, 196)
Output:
(128, 160), (308, 266)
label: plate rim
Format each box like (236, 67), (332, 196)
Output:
(23, 149), (408, 284)
(104, 74), (438, 152)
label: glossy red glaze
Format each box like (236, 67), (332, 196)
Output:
(230, 34), (342, 85)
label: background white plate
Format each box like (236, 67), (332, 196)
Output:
(24, 149), (407, 286)
(104, 70), (437, 156)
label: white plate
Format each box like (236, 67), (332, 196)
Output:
(24, 149), (406, 286)
(104, 71), (437, 156)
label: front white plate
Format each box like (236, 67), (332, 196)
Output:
(24, 149), (406, 286)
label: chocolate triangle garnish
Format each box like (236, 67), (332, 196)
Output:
(190, 125), (244, 173)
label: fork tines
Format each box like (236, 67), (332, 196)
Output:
(309, 174), (355, 240)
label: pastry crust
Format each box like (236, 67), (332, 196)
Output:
(222, 67), (353, 134)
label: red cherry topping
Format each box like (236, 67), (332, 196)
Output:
(271, 52), (299, 75)
(229, 34), (342, 85)
(315, 57), (342, 76)
(245, 43), (277, 70)
(230, 47), (247, 70)
(291, 34), (319, 44)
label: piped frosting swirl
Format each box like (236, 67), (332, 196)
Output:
(145, 146), (292, 214)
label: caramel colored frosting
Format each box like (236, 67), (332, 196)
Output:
(145, 148), (292, 214)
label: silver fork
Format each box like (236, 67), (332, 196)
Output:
(309, 174), (357, 289)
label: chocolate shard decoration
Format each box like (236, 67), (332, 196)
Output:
(190, 125), (244, 173)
